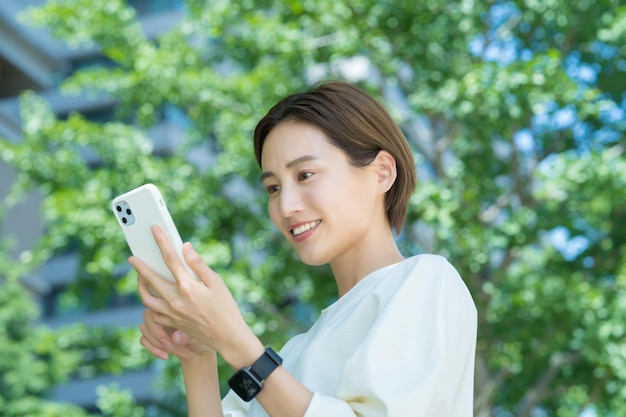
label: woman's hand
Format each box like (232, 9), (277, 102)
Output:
(139, 308), (213, 362)
(131, 226), (263, 369)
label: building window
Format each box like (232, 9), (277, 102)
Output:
(43, 283), (141, 320)
(127, 0), (186, 15)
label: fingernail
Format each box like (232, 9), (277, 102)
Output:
(128, 257), (135, 266)
(173, 332), (182, 344)
(183, 242), (196, 256)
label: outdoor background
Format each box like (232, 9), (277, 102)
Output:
(1, 0), (625, 416)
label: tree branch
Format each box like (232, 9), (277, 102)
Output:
(516, 351), (582, 417)
(474, 354), (514, 417)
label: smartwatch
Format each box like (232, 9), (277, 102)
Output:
(228, 347), (283, 402)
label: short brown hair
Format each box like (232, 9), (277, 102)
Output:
(253, 81), (417, 233)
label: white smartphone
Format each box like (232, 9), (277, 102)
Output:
(111, 183), (196, 284)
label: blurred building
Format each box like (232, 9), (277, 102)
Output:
(0, 0), (188, 410)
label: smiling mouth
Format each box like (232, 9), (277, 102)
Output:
(291, 220), (321, 236)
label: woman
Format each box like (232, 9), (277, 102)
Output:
(131, 81), (477, 417)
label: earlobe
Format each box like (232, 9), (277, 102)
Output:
(373, 150), (397, 193)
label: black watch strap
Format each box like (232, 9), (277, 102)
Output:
(250, 347), (283, 380)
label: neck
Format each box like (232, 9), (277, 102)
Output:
(330, 226), (404, 298)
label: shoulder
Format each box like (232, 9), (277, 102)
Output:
(355, 253), (476, 360)
(401, 253), (457, 274)
(396, 253), (463, 287)
(393, 254), (476, 314)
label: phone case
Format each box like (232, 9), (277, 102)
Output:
(112, 183), (194, 283)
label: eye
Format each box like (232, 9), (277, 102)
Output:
(298, 172), (313, 181)
(266, 184), (280, 195)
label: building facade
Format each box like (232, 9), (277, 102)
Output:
(0, 0), (189, 410)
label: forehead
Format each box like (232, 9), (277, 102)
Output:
(260, 120), (336, 170)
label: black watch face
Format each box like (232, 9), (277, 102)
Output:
(229, 370), (262, 402)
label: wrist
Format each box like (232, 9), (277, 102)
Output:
(221, 331), (265, 370)
(228, 347), (283, 402)
(179, 349), (217, 368)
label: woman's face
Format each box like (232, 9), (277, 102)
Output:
(260, 120), (380, 266)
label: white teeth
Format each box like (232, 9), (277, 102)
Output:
(292, 221), (319, 236)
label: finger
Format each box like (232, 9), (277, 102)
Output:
(182, 242), (221, 288)
(151, 225), (194, 286)
(139, 312), (172, 360)
(142, 310), (174, 350)
(133, 260), (175, 308)
(137, 272), (158, 300)
(140, 321), (169, 353)
(140, 333), (169, 360)
(137, 280), (180, 331)
(171, 329), (193, 345)
(149, 309), (178, 330)
(137, 272), (165, 302)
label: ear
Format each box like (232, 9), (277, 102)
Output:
(372, 150), (397, 194)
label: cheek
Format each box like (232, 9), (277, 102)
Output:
(267, 200), (282, 229)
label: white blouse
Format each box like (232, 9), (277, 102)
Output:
(222, 254), (477, 417)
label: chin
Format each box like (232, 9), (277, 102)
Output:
(294, 250), (331, 267)
(301, 259), (328, 267)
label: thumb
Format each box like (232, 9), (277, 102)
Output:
(172, 330), (193, 345)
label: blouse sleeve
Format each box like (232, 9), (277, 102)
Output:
(221, 390), (250, 417)
(303, 256), (477, 417)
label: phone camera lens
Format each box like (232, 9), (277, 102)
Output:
(126, 209), (132, 215)
(116, 205), (122, 212)
(122, 217), (127, 224)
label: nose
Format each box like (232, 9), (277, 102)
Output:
(279, 183), (304, 218)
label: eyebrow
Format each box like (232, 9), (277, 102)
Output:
(260, 155), (320, 181)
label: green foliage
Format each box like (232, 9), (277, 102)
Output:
(0, 280), (87, 417)
(0, 277), (158, 417)
(96, 385), (145, 417)
(1, 0), (625, 416)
